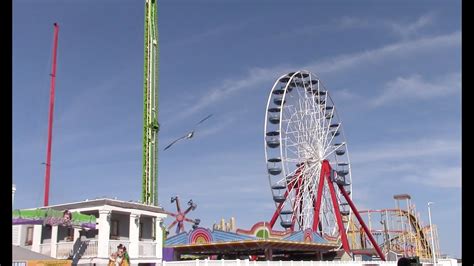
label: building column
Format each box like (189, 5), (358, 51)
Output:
(32, 224), (43, 253)
(155, 217), (164, 260)
(51, 225), (59, 258)
(129, 213), (140, 258)
(73, 228), (81, 241)
(98, 209), (111, 259)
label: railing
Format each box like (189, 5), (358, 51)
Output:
(161, 259), (458, 266)
(139, 241), (157, 257)
(56, 239), (99, 259)
(39, 243), (51, 256)
(56, 241), (74, 259)
(81, 239), (99, 258)
(36, 239), (160, 259)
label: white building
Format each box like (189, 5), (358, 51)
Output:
(12, 198), (167, 265)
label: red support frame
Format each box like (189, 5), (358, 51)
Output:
(325, 164), (351, 254)
(269, 165), (303, 229)
(290, 175), (303, 231)
(269, 189), (289, 228)
(43, 23), (59, 207)
(338, 184), (386, 261)
(312, 161), (329, 232)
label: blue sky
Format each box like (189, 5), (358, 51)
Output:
(13, 0), (461, 258)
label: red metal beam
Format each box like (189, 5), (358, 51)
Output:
(269, 165), (303, 229)
(312, 161), (328, 232)
(338, 184), (386, 261)
(291, 176), (302, 231)
(269, 189), (289, 228)
(325, 165), (351, 254)
(43, 23), (59, 207)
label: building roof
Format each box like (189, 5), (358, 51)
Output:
(12, 245), (55, 260)
(25, 197), (165, 213)
(165, 226), (339, 257)
(169, 239), (338, 255)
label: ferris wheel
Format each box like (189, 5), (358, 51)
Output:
(264, 70), (353, 242)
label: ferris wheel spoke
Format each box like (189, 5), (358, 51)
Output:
(323, 121), (340, 152)
(324, 142), (346, 159)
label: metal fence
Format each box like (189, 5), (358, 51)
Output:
(162, 259), (459, 266)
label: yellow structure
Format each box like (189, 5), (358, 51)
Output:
(346, 194), (440, 261)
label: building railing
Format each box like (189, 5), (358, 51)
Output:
(39, 243), (51, 256)
(139, 241), (157, 257)
(38, 239), (158, 259)
(161, 259), (459, 266)
(56, 241), (74, 258)
(81, 239), (99, 258)
(53, 239), (99, 259)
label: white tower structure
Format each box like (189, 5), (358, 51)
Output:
(12, 184), (16, 209)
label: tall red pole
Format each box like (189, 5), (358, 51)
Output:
(43, 23), (59, 207)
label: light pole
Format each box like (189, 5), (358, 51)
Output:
(12, 184), (16, 209)
(428, 202), (436, 266)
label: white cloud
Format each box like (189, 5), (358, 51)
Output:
(370, 72), (461, 107)
(351, 137), (460, 164)
(333, 88), (361, 101)
(349, 136), (461, 189)
(306, 31), (460, 75)
(403, 166), (461, 188)
(171, 31), (460, 120)
(279, 16), (370, 37)
(162, 19), (256, 48)
(388, 13), (436, 38)
(337, 16), (370, 29)
(281, 13), (434, 39)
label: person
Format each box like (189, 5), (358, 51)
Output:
(62, 210), (73, 227)
(63, 210), (72, 222)
(108, 244), (129, 266)
(397, 257), (411, 266)
(123, 246), (130, 265)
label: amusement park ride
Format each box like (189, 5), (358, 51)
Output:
(163, 196), (201, 235)
(256, 70), (383, 259)
(142, 0), (159, 207)
(252, 70), (438, 260)
(164, 70), (441, 261)
(11, 0), (441, 261)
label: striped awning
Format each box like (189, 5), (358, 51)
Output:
(168, 239), (338, 254)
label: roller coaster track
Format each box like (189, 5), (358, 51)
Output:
(347, 209), (433, 258)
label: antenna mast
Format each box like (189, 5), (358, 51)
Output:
(43, 22), (59, 207)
